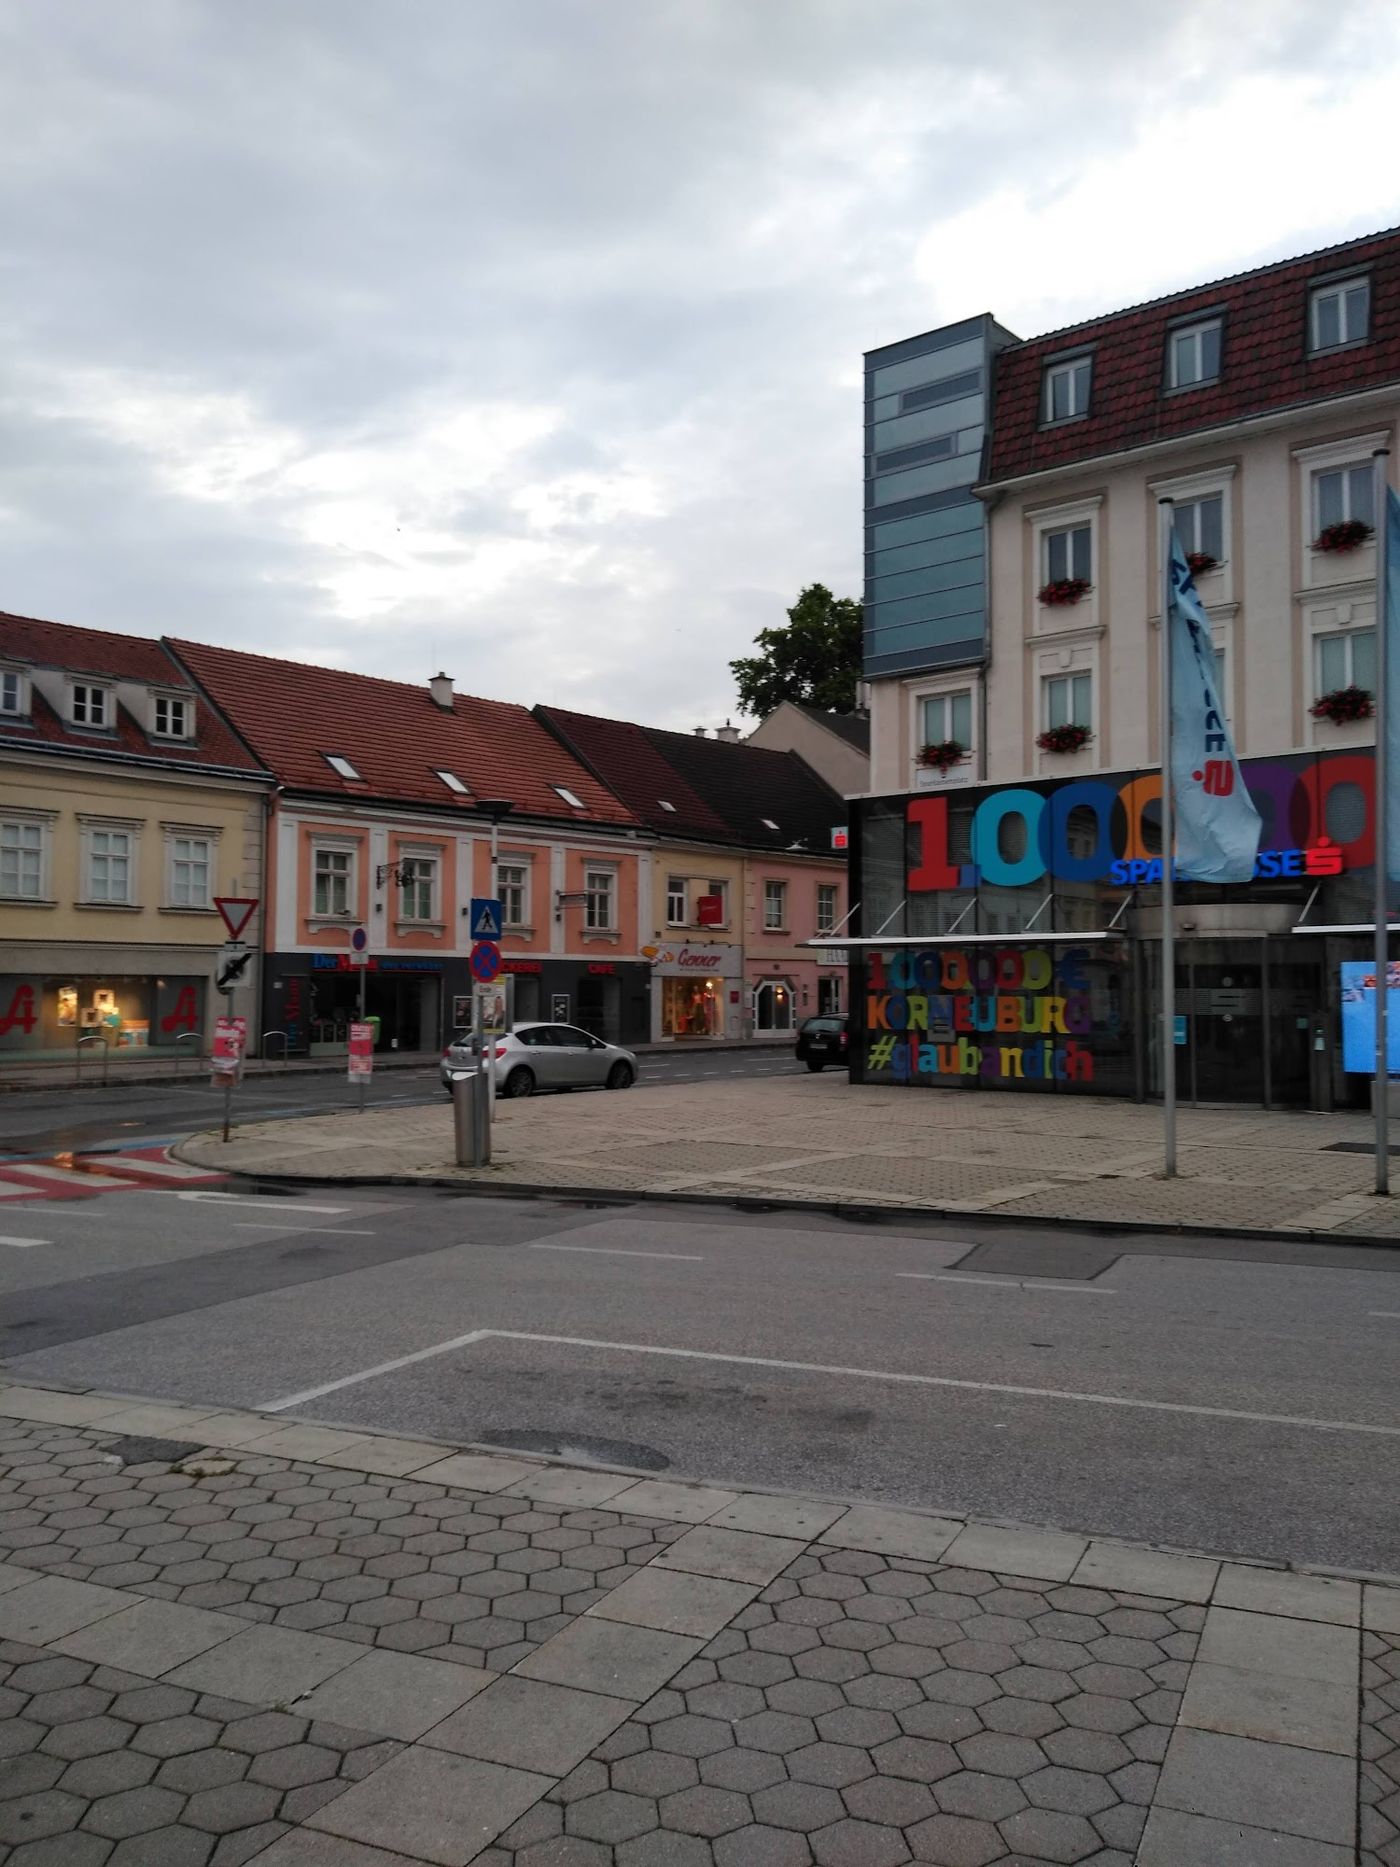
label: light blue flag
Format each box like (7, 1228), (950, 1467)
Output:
(1168, 529), (1262, 882)
(1385, 486), (1400, 882)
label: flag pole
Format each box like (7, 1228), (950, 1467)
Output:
(1159, 497), (1176, 1178)
(1375, 447), (1392, 1196)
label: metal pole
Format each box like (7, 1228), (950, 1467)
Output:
(221, 986), (234, 1143)
(488, 817), (500, 1119)
(1375, 447), (1392, 1194)
(1159, 498), (1177, 1177)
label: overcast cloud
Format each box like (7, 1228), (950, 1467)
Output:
(3, 1), (1399, 726)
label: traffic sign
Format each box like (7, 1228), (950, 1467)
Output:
(215, 942), (253, 992)
(470, 897), (503, 940)
(214, 896), (258, 940)
(471, 940), (502, 983)
(350, 925), (368, 966)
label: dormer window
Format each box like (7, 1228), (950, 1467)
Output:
(761, 817), (780, 831)
(1167, 317), (1222, 389)
(1043, 354), (1092, 424)
(70, 682), (110, 728)
(1310, 275), (1370, 353)
(553, 785), (585, 810)
(0, 670), (25, 718)
(152, 694), (193, 739)
(324, 753), (362, 781)
(658, 799), (677, 812)
(436, 769), (470, 795)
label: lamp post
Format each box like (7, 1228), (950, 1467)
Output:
(475, 800), (515, 899)
(474, 801), (515, 1116)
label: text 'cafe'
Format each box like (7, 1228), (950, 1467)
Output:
(842, 748), (1379, 1110)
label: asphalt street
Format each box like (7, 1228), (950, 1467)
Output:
(1, 1083), (1398, 1576)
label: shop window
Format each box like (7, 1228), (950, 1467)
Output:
(496, 863), (528, 928)
(1043, 524), (1091, 586)
(167, 835), (212, 909)
(0, 818), (46, 899)
(313, 846), (354, 917)
(0, 670), (26, 717)
(663, 975), (721, 1038)
(666, 875), (688, 926)
(152, 695), (193, 739)
(754, 979), (795, 1032)
(817, 884), (838, 934)
(1175, 492), (1225, 564)
(818, 976), (843, 1015)
(399, 855), (438, 922)
(1043, 671), (1092, 730)
(1315, 626), (1376, 696)
(584, 866), (616, 931)
(85, 828), (133, 904)
(70, 682), (110, 728)
(1313, 461), (1375, 535)
(763, 880), (787, 930)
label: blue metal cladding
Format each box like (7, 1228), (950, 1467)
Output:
(863, 315), (1016, 679)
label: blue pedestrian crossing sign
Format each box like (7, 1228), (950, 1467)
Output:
(470, 897), (503, 939)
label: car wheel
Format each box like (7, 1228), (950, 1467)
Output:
(607, 1061), (634, 1090)
(805, 1060), (825, 1073)
(503, 1066), (535, 1099)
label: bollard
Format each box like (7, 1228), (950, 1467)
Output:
(452, 1070), (491, 1167)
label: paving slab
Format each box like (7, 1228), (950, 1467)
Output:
(819, 1503), (962, 1562)
(410, 1452), (542, 1492)
(423, 1673), (634, 1775)
(251, 1834), (436, 1867)
(1072, 1539), (1218, 1603)
(513, 1613), (701, 1701)
(0, 1575), (130, 1644)
(1214, 1562), (1361, 1624)
(0, 1385), (120, 1426)
(50, 1596), (245, 1675)
(1138, 1804), (1355, 1865)
(654, 1525), (807, 1586)
(1366, 1583), (1400, 1633)
(589, 1565), (759, 1638)
(1155, 1726), (1356, 1844)
(236, 1423), (375, 1462)
(314, 1435), (453, 1477)
(1196, 1604), (1359, 1684)
(1179, 1659), (1357, 1754)
(304, 1743), (550, 1864)
(95, 1401), (220, 1438)
(941, 1521), (1088, 1582)
(707, 1493), (847, 1540)
(294, 1648), (495, 1740)
(502, 1465), (637, 1508)
(164, 1621), (363, 1701)
(610, 1479), (740, 1524)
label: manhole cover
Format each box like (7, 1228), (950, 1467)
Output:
(102, 1435), (206, 1468)
(477, 1429), (669, 1471)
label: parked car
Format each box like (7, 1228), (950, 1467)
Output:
(441, 1022), (638, 1098)
(795, 1013), (849, 1072)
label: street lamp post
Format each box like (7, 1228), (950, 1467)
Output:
(474, 801), (515, 1116)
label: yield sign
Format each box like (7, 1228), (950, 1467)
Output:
(214, 896), (259, 939)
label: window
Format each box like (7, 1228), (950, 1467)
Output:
(399, 855), (438, 922)
(584, 867), (615, 930)
(817, 884), (838, 934)
(1174, 493), (1225, 563)
(763, 880), (787, 930)
(920, 690), (972, 748)
(0, 671), (25, 717)
(313, 846), (353, 917)
(324, 754), (361, 780)
(436, 770), (470, 795)
(753, 979), (794, 1032)
(0, 819), (44, 899)
(152, 695), (192, 739)
(554, 785), (585, 811)
(666, 875), (688, 925)
(70, 683), (110, 728)
(1043, 355), (1092, 422)
(818, 976), (843, 1016)
(86, 828), (132, 904)
(705, 879), (728, 925)
(1044, 525), (1092, 585)
(1310, 277), (1370, 352)
(1314, 462), (1375, 534)
(496, 863), (528, 928)
(1167, 319), (1222, 389)
(1043, 672), (1092, 730)
(1316, 627), (1376, 697)
(658, 799), (677, 813)
(168, 835), (211, 908)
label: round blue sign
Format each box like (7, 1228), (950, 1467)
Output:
(350, 925), (368, 952)
(470, 941), (502, 983)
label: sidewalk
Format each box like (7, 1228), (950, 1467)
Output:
(0, 1375), (1393, 1865)
(180, 1071), (1400, 1242)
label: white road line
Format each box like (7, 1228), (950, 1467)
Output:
(261, 1328), (492, 1411)
(1370, 1311), (1400, 1318)
(2, 1163), (132, 1188)
(896, 1273), (1117, 1295)
(0, 1235), (48, 1248)
(262, 1326), (1400, 1439)
(528, 1243), (705, 1262)
(173, 1192), (349, 1213)
(233, 1225), (378, 1235)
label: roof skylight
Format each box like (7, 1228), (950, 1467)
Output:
(761, 817), (779, 830)
(553, 785), (586, 810)
(324, 754), (362, 780)
(659, 799), (677, 812)
(436, 769), (470, 795)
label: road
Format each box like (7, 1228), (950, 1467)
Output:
(1, 1061), (1398, 1577)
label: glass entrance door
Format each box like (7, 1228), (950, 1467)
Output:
(1182, 940), (1264, 1105)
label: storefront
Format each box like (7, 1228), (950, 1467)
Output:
(266, 954), (448, 1056)
(748, 957), (848, 1035)
(0, 969), (208, 1061)
(845, 749), (1378, 1108)
(646, 942), (743, 1041)
(500, 957), (651, 1046)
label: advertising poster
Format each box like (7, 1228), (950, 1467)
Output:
(347, 1022), (374, 1079)
(1340, 962), (1400, 1075)
(210, 1016), (247, 1082)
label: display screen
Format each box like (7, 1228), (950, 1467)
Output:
(1340, 961), (1400, 1074)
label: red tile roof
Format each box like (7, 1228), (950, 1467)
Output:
(535, 707), (733, 840)
(985, 226), (1400, 484)
(0, 610), (266, 772)
(171, 639), (637, 827)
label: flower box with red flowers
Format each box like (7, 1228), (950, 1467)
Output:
(1036, 723), (1093, 755)
(1313, 519), (1374, 554)
(918, 739), (968, 774)
(1310, 685), (1374, 725)
(1185, 551), (1219, 575)
(1037, 577), (1091, 607)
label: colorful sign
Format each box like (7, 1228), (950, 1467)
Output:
(906, 752), (1372, 894)
(643, 943), (741, 975)
(1341, 962), (1400, 1075)
(471, 940), (502, 983)
(210, 1016), (247, 1082)
(347, 1022), (374, 1079)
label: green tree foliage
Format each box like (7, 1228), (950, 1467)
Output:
(730, 584), (863, 718)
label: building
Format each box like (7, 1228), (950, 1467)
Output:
(170, 645), (651, 1055)
(0, 612), (270, 1063)
(536, 710), (851, 1038)
(745, 703), (871, 798)
(850, 226), (1400, 1108)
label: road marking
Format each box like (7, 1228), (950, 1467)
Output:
(1370, 1311), (1400, 1318)
(260, 1327), (1400, 1439)
(0, 1235), (48, 1248)
(173, 1192), (349, 1213)
(80, 1153), (223, 1182)
(528, 1243), (705, 1262)
(896, 1273), (1117, 1295)
(234, 1224), (377, 1235)
(0, 1162), (131, 1189)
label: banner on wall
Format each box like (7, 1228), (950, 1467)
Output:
(1340, 961), (1400, 1075)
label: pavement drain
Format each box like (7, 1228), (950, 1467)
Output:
(101, 1438), (208, 1469)
(480, 1430), (671, 1472)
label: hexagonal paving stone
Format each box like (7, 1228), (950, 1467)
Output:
(658, 1784), (750, 1837)
(810, 1816), (911, 1866)
(567, 1789), (659, 1844)
(752, 1779), (847, 1832)
(787, 1742), (874, 1789)
(906, 1811), (1005, 1866)
(998, 1804), (1102, 1861)
(934, 1769), (1028, 1821)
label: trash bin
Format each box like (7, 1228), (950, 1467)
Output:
(452, 1071), (491, 1167)
(365, 1015), (382, 1049)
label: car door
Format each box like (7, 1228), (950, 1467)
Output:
(566, 1026), (612, 1086)
(516, 1025), (563, 1089)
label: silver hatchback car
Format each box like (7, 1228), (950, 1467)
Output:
(440, 1022), (638, 1099)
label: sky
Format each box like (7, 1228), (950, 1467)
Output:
(3, 2), (1400, 728)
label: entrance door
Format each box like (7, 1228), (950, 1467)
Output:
(1181, 940), (1264, 1105)
(1266, 953), (1318, 1107)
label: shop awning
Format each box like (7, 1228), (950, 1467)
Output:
(1291, 922), (1400, 934)
(804, 932), (1118, 948)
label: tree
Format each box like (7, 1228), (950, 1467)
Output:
(730, 583), (863, 718)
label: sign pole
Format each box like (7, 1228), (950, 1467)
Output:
(1375, 448), (1392, 1195)
(221, 987), (236, 1142)
(1159, 497), (1177, 1179)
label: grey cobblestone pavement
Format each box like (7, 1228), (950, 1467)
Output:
(0, 1383), (1394, 1864)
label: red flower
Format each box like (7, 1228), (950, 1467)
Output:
(1314, 519), (1374, 554)
(1038, 577), (1091, 607)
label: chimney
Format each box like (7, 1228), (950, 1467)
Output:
(692, 726), (709, 737)
(429, 672), (454, 710)
(715, 720), (741, 743)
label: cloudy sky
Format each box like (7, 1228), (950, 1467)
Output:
(3, 2), (1399, 727)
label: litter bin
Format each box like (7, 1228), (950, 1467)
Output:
(365, 1015), (382, 1050)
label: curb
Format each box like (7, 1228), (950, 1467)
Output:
(171, 1135), (1400, 1253)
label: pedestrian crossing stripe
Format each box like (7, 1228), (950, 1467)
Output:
(0, 1150), (226, 1201)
